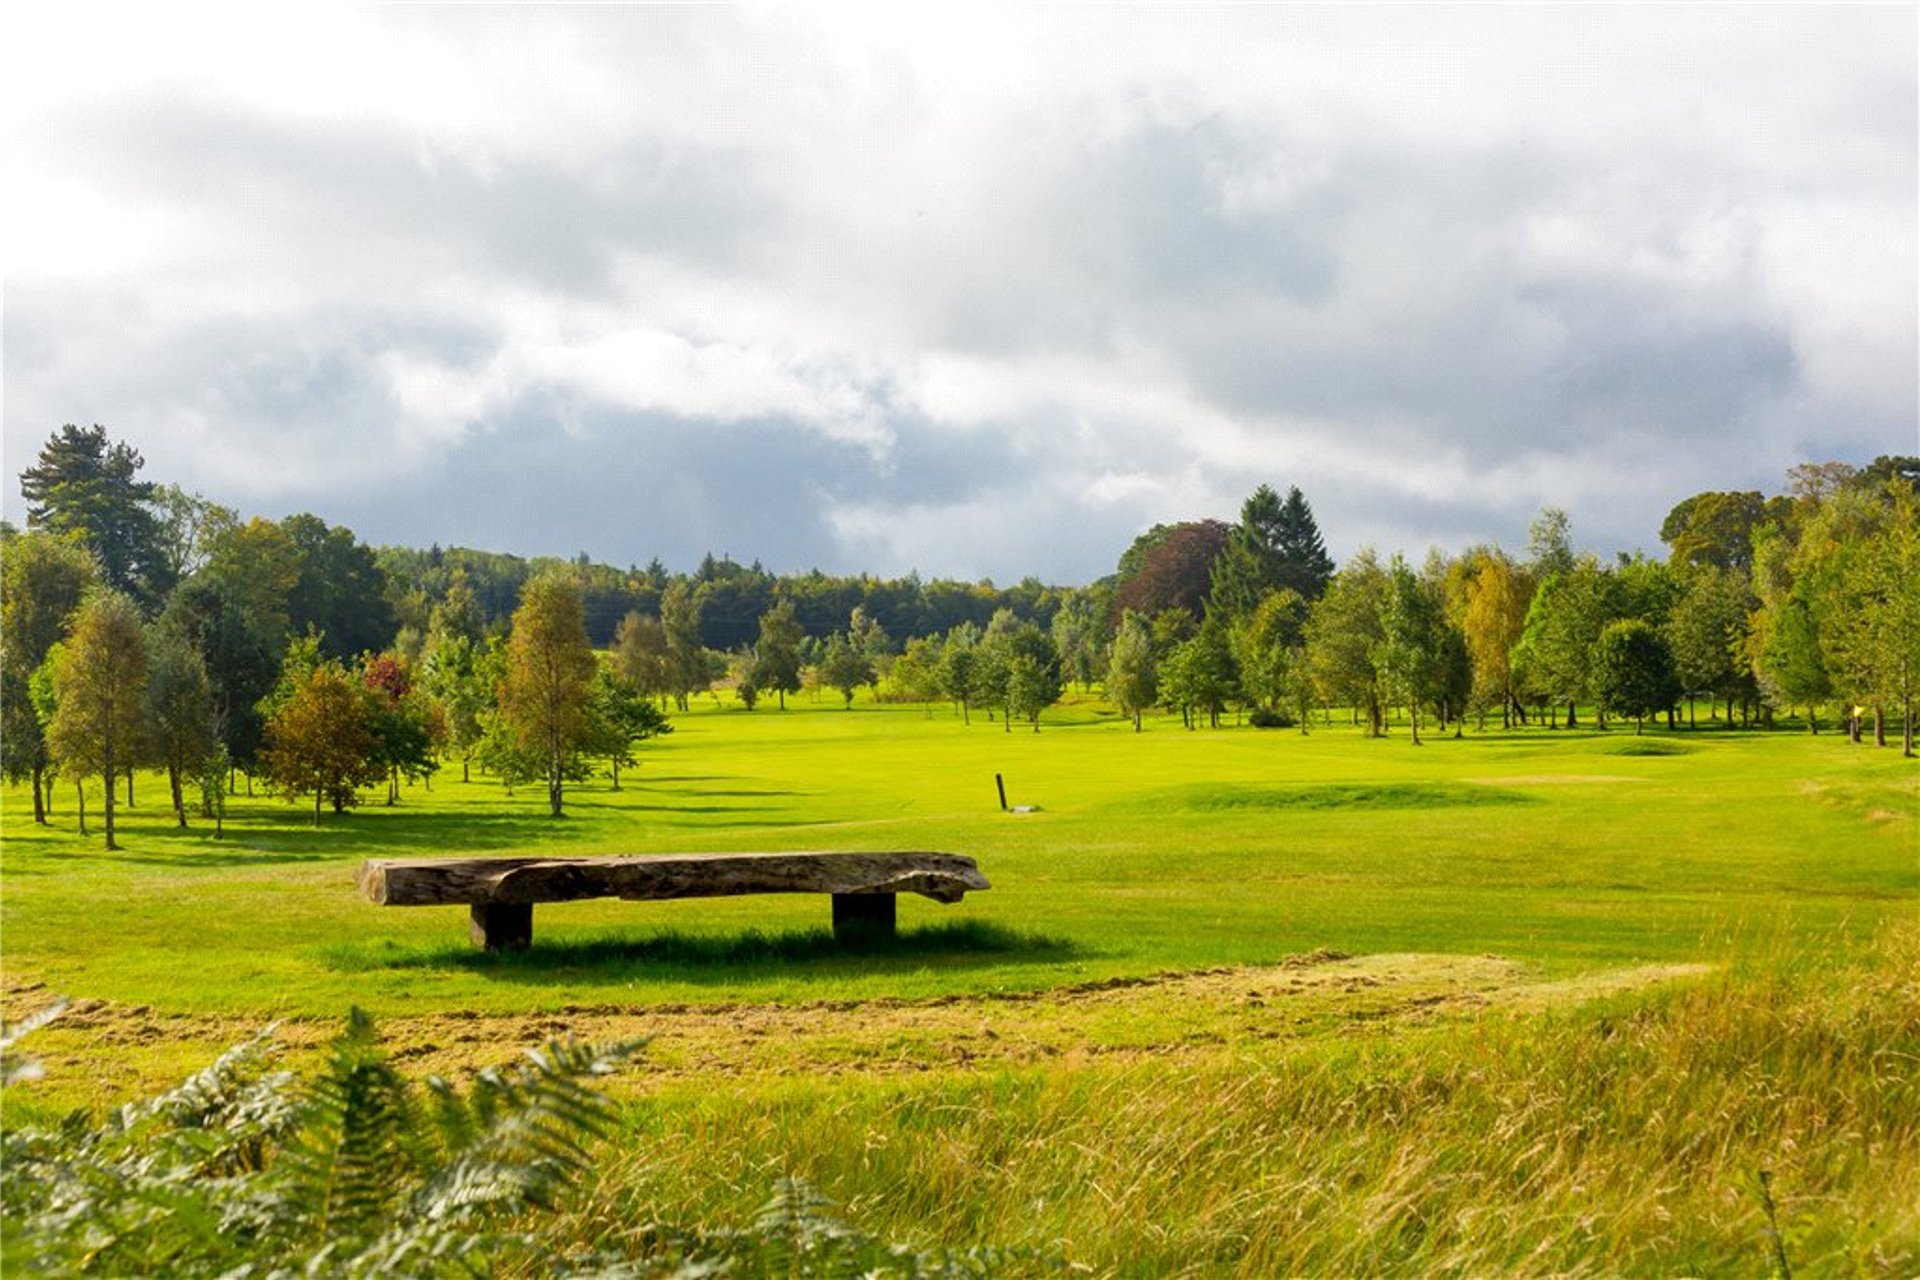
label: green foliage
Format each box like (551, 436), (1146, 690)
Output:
(750, 597), (805, 708)
(1659, 489), (1772, 571)
(279, 514), (398, 664)
(1160, 616), (1238, 729)
(145, 623), (214, 825)
(659, 580), (709, 711)
(1106, 610), (1157, 731)
(1512, 557), (1620, 724)
(1, 1007), (642, 1277)
(584, 666), (672, 786)
(1591, 619), (1681, 731)
(45, 590), (150, 849)
(1, 528), (98, 806)
(820, 631), (876, 710)
(1305, 549), (1387, 733)
(1372, 554), (1449, 743)
(18, 423), (173, 607)
(501, 576), (598, 816)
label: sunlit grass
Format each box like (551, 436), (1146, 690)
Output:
(4, 692), (1915, 1270)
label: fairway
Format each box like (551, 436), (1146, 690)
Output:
(3, 696), (1911, 1064)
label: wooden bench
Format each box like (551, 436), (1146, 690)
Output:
(357, 851), (990, 950)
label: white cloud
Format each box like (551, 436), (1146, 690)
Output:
(3, 6), (1912, 580)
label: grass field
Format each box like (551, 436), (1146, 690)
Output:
(3, 693), (1916, 1273)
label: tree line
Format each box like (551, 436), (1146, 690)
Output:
(4, 424), (1914, 849)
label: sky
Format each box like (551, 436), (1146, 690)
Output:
(4, 5), (1914, 585)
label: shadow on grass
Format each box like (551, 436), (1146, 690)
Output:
(1154, 781), (1542, 814)
(324, 920), (1082, 986)
(85, 809), (594, 869)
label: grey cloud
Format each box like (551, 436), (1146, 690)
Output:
(41, 90), (778, 294)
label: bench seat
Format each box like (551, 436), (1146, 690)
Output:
(357, 851), (989, 949)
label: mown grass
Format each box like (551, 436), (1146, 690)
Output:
(3, 693), (1915, 1271)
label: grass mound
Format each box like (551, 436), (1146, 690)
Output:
(1168, 782), (1535, 812)
(1600, 738), (1695, 757)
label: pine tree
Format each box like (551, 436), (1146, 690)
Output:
(18, 424), (172, 606)
(1273, 487), (1334, 601)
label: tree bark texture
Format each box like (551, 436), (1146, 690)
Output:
(362, 851), (989, 908)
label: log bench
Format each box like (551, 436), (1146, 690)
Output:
(356, 851), (990, 950)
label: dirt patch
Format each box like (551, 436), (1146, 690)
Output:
(4, 952), (1712, 1103)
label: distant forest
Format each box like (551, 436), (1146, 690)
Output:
(5, 424), (1916, 845)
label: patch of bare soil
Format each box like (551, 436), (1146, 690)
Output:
(3, 952), (1711, 1102)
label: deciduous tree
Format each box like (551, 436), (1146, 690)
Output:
(145, 625), (214, 826)
(819, 632), (875, 710)
(1373, 555), (1447, 744)
(1107, 610), (1158, 732)
(1591, 619), (1680, 732)
(261, 661), (382, 823)
(750, 599), (805, 709)
(1305, 550), (1388, 735)
(611, 610), (670, 708)
(45, 591), (150, 849)
(500, 577), (597, 817)
(659, 580), (709, 711)
(1, 528), (97, 823)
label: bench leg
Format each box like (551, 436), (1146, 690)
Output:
(471, 902), (533, 951)
(832, 892), (896, 942)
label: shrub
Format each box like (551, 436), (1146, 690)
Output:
(1248, 706), (1296, 729)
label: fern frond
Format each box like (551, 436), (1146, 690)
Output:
(273, 1006), (423, 1252)
(0, 999), (67, 1086)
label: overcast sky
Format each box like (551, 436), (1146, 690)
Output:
(5, 6), (1914, 583)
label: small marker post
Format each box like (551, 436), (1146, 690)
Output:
(995, 772), (1008, 811)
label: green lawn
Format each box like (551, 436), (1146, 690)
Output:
(4, 695), (1915, 1273)
(3, 694), (1912, 1021)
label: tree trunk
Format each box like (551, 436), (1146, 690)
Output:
(1807, 706), (1818, 734)
(1409, 702), (1422, 746)
(463, 756), (471, 783)
(1873, 706), (1886, 748)
(314, 790), (322, 826)
(31, 762), (45, 824)
(103, 764), (118, 851)
(611, 755), (621, 790)
(1565, 699), (1577, 728)
(1905, 695), (1915, 758)
(169, 762), (187, 828)
(125, 767), (135, 807)
(76, 782), (87, 836)
(1132, 709), (1141, 732)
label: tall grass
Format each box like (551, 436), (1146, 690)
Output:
(581, 917), (1920, 1275)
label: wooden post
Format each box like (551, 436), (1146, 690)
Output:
(471, 902), (533, 951)
(995, 773), (1008, 811)
(831, 892), (896, 942)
